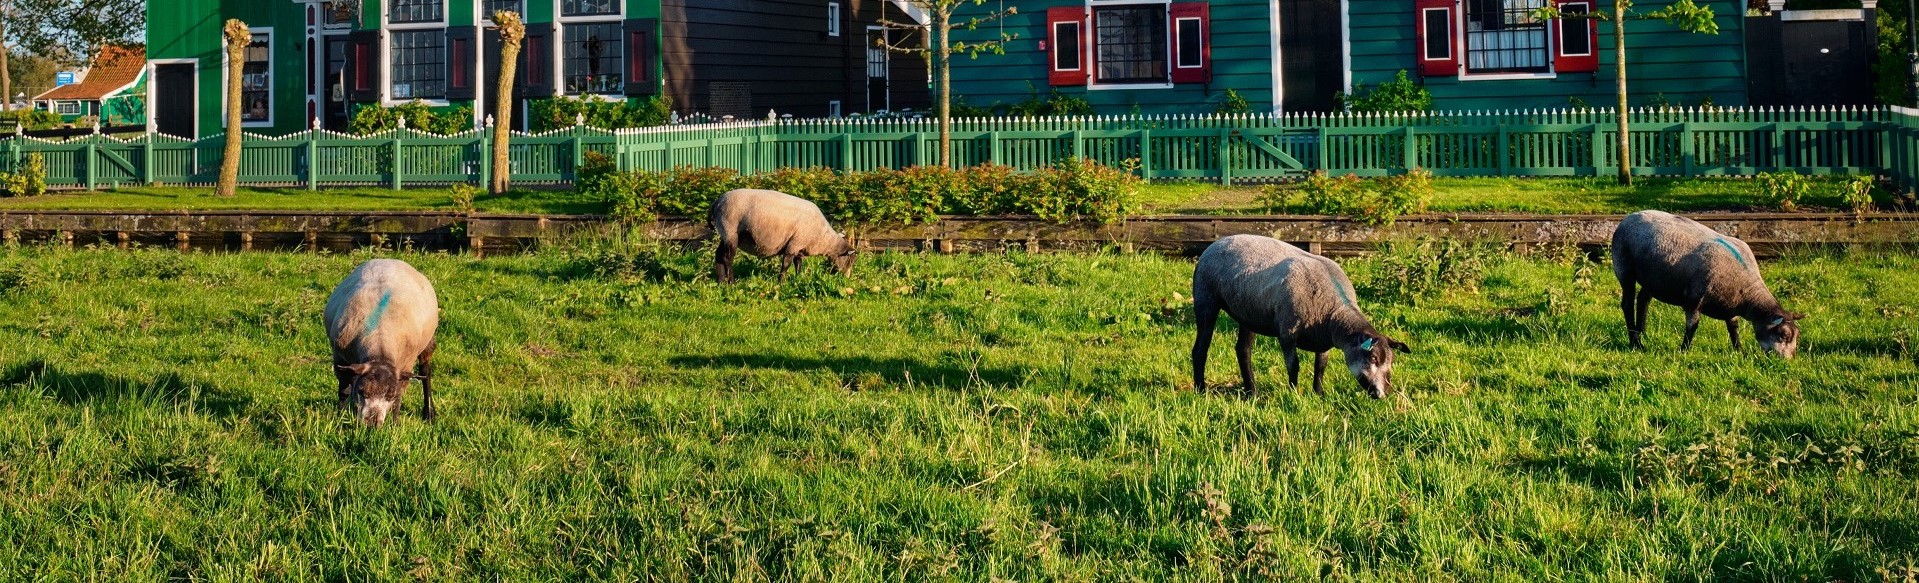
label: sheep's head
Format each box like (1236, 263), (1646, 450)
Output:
(830, 242), (857, 276)
(1343, 332), (1410, 399)
(338, 362), (414, 426)
(1756, 312), (1804, 359)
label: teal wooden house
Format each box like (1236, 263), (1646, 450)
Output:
(145, 1), (928, 138)
(947, 0), (1750, 114)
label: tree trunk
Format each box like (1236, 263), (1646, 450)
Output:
(1, 11), (12, 113)
(1613, 2), (1631, 186)
(935, 11), (951, 168)
(217, 20), (249, 198)
(491, 12), (525, 195)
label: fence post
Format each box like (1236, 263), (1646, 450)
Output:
(1316, 127), (1329, 174)
(987, 131), (1000, 166)
(306, 118), (321, 191)
(391, 123), (405, 190)
(1139, 128), (1153, 179)
(85, 138), (97, 191)
(1403, 127), (1418, 172)
(1680, 122), (1694, 176)
(478, 117), (492, 187)
(838, 133), (852, 171)
(141, 131), (154, 186)
(1071, 129), (1084, 160)
(1771, 124), (1786, 171)
(1496, 125), (1509, 177)
(1218, 128), (1232, 186)
(1591, 124), (1605, 177)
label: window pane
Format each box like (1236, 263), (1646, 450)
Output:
(1176, 19), (1201, 68)
(1094, 6), (1166, 83)
(242, 35), (271, 122)
(1559, 4), (1590, 56)
(391, 30), (447, 100)
(1423, 9), (1450, 60)
(1053, 22), (1080, 70)
(561, 0), (618, 17)
(564, 22), (624, 94)
(1465, 0), (1548, 73)
(483, 0), (524, 17)
(390, 0), (443, 24)
(323, 1), (359, 26)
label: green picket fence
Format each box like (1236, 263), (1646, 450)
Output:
(0, 106), (1902, 190)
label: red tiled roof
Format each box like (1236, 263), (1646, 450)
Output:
(36, 45), (146, 101)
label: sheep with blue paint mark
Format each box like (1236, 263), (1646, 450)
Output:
(324, 258), (441, 426)
(1191, 234), (1410, 398)
(1611, 210), (1803, 357)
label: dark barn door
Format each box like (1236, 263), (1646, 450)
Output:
(153, 64), (195, 138)
(1780, 21), (1870, 106)
(866, 28), (889, 112)
(1278, 0), (1343, 112)
(325, 38), (351, 131)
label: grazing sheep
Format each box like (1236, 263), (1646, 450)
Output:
(1191, 234), (1410, 398)
(324, 259), (440, 426)
(708, 188), (856, 283)
(1612, 210), (1803, 357)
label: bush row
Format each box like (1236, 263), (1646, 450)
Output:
(579, 153), (1143, 226)
(1257, 169), (1435, 226)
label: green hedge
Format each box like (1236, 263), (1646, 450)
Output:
(579, 153), (1142, 226)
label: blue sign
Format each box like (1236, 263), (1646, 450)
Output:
(55, 72), (76, 86)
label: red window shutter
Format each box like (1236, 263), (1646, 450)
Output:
(1414, 0), (1459, 77)
(447, 26), (477, 101)
(1170, 3), (1210, 84)
(1047, 6), (1088, 86)
(348, 30), (378, 102)
(625, 18), (658, 96)
(1552, 0), (1599, 73)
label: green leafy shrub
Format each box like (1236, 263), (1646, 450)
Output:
(1758, 170), (1811, 211)
(0, 109), (60, 131)
(1840, 175), (1875, 216)
(0, 154), (47, 197)
(1366, 168), (1435, 225)
(350, 101), (475, 135)
(448, 183), (478, 214)
(1262, 169), (1431, 225)
(1336, 70), (1433, 113)
(657, 166), (743, 218)
(952, 164), (1027, 215)
(1026, 158), (1143, 223)
(1215, 89), (1253, 114)
(530, 95), (673, 132)
(1366, 238), (1496, 303)
(1298, 171), (1367, 215)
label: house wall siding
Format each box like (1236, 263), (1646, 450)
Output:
(948, 0), (1274, 115)
(662, 0), (929, 118)
(1348, 0), (1748, 109)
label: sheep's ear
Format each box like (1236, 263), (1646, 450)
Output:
(1789, 312), (1807, 321)
(398, 371), (416, 381)
(337, 363), (373, 375)
(1388, 338), (1411, 353)
(1352, 333), (1376, 351)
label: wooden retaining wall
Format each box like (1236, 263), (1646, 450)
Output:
(2, 210), (1917, 257)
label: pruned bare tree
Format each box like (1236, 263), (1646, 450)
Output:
(217, 20), (248, 197)
(877, 1), (1017, 168)
(490, 11), (525, 195)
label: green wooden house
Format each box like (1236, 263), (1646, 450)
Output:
(145, 0), (929, 138)
(947, 0), (1750, 114)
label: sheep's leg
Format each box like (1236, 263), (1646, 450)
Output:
(1312, 351), (1329, 396)
(1190, 302), (1219, 392)
(1281, 341), (1300, 389)
(1726, 318), (1742, 350)
(715, 240), (738, 283)
(1620, 279), (1644, 349)
(1235, 327), (1257, 396)
(418, 341), (437, 422)
(792, 256), (806, 276)
(1680, 307), (1702, 351)
(1634, 293), (1654, 349)
(333, 357), (354, 411)
(777, 254), (792, 282)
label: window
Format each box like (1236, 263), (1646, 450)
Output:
(391, 30), (446, 99)
(55, 101), (81, 115)
(322, 1), (359, 27)
(560, 0), (618, 17)
(1053, 20), (1082, 72)
(563, 23), (623, 94)
(1093, 5), (1167, 84)
(829, 100), (842, 117)
(1465, 0), (1549, 74)
(388, 0), (443, 24)
(1175, 17), (1201, 68)
(1422, 9), (1451, 61)
(242, 34), (271, 122)
(828, 2), (841, 36)
(1558, 3), (1591, 56)
(483, 0), (523, 16)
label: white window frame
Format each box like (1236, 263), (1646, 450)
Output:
(220, 25), (275, 128)
(828, 2), (842, 37)
(828, 100), (842, 117)
(382, 0), (451, 106)
(1085, 0), (1173, 90)
(321, 0), (359, 29)
(1051, 20), (1083, 73)
(147, 58), (200, 137)
(1421, 7), (1452, 62)
(1173, 15), (1203, 69)
(1457, 0), (1557, 80)
(1557, 1), (1593, 58)
(55, 100), (82, 115)
(555, 0), (625, 96)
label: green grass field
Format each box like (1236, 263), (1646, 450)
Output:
(0, 175), (1882, 217)
(1, 241), (1916, 580)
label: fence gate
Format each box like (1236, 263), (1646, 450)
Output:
(1221, 128), (1317, 182)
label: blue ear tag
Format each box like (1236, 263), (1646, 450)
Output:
(1359, 338), (1376, 351)
(1769, 317), (1787, 327)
